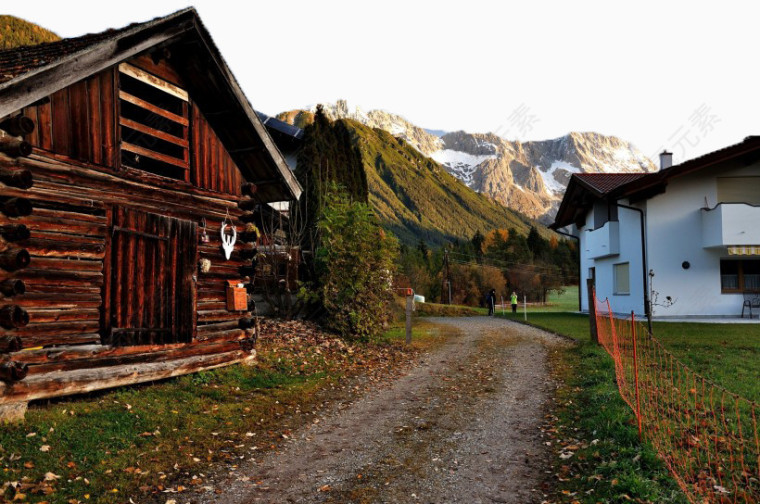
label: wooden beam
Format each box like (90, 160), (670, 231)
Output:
(0, 224), (30, 242)
(0, 336), (22, 353)
(118, 62), (189, 101)
(0, 279), (25, 297)
(0, 197), (32, 218)
(0, 249), (30, 272)
(118, 91), (189, 126)
(0, 350), (252, 404)
(119, 118), (188, 148)
(0, 305), (29, 329)
(0, 116), (35, 136)
(121, 142), (189, 170)
(0, 137), (32, 158)
(0, 168), (33, 189)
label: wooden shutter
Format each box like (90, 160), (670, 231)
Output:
(107, 208), (197, 346)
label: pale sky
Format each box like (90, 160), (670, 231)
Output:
(5, 0), (758, 164)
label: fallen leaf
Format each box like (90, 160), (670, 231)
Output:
(39, 445), (51, 452)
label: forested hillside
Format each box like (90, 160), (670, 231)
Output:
(0, 16), (60, 49)
(344, 119), (538, 245)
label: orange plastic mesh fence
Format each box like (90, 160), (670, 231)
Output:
(593, 292), (760, 503)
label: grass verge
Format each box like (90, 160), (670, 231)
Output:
(500, 312), (687, 503)
(1, 319), (444, 503)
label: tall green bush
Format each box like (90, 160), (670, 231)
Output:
(316, 185), (398, 341)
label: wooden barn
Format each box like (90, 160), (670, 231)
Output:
(0, 8), (302, 421)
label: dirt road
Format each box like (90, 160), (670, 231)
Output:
(207, 317), (570, 504)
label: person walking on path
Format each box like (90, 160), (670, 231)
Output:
(511, 291), (518, 314)
(487, 289), (496, 315)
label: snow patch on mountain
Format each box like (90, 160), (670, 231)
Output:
(430, 150), (496, 187)
(541, 160), (580, 195)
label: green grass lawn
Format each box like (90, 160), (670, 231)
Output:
(500, 288), (760, 402)
(0, 322), (443, 503)
(650, 321), (760, 402)
(497, 300), (760, 503)
(498, 310), (687, 502)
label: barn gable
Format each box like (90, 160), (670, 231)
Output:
(0, 7), (300, 202)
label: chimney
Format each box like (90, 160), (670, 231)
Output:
(659, 150), (673, 170)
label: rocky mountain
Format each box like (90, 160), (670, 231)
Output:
(432, 131), (656, 221)
(277, 100), (656, 223)
(278, 100), (445, 155)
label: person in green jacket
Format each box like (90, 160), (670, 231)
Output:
(510, 291), (518, 314)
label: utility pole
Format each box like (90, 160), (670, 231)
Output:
(443, 250), (451, 304)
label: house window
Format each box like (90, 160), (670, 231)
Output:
(721, 259), (760, 292)
(118, 63), (190, 181)
(614, 262), (630, 295)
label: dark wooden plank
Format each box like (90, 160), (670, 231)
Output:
(121, 142), (190, 170)
(191, 104), (201, 187)
(100, 206), (113, 342)
(118, 91), (189, 126)
(69, 80), (90, 162)
(100, 69), (116, 168)
(133, 211), (146, 336)
(22, 106), (40, 147)
(50, 88), (72, 157)
(124, 209), (137, 339)
(17, 269), (103, 285)
(22, 332), (101, 349)
(112, 207), (124, 335)
(119, 117), (189, 148)
(37, 99), (53, 151)
(15, 321), (101, 338)
(214, 135), (222, 192)
(29, 309), (100, 323)
(86, 76), (102, 165)
(24, 257), (102, 272)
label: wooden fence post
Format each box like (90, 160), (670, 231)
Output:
(631, 311), (642, 440)
(587, 279), (598, 344)
(405, 294), (413, 344)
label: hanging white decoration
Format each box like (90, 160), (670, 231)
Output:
(220, 209), (237, 260)
(221, 223), (237, 260)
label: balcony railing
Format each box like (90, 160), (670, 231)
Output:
(702, 203), (760, 248)
(586, 221), (620, 259)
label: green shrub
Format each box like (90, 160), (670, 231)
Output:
(316, 184), (398, 341)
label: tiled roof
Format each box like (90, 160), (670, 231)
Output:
(0, 22), (143, 84)
(575, 173), (647, 195)
(0, 9), (195, 85)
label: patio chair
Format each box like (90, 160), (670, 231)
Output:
(742, 292), (760, 318)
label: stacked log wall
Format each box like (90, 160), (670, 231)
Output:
(0, 56), (261, 410)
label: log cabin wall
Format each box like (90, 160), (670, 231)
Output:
(0, 53), (260, 411)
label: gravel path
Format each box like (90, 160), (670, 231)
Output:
(205, 316), (570, 504)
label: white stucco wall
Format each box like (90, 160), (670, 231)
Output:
(575, 203), (646, 316)
(645, 161), (760, 317)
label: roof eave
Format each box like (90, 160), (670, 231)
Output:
(0, 9), (196, 119)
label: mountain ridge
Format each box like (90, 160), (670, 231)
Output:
(276, 100), (656, 222)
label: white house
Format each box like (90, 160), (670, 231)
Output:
(552, 136), (760, 318)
